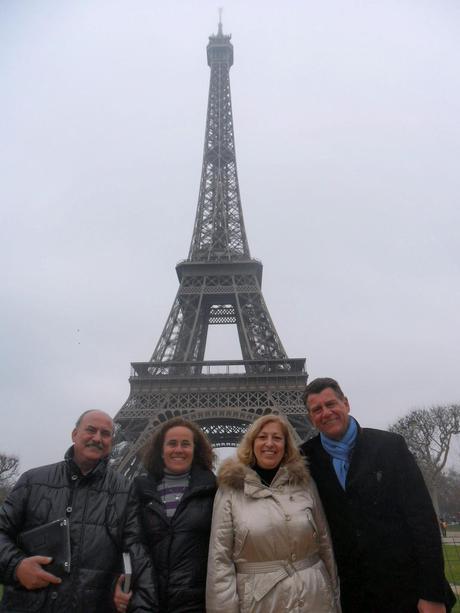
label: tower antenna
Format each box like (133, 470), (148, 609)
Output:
(218, 7), (223, 34)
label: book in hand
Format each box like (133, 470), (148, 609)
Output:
(122, 552), (132, 593)
(18, 518), (71, 578)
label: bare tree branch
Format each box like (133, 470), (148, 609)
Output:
(0, 452), (19, 486)
(389, 404), (460, 511)
(437, 468), (460, 520)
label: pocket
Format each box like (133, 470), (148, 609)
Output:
(305, 507), (318, 533)
(233, 525), (249, 558)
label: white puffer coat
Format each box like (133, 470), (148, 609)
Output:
(206, 458), (341, 613)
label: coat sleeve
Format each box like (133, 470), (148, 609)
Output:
(309, 478), (342, 612)
(0, 472), (30, 584)
(120, 483), (159, 613)
(392, 434), (449, 605)
(206, 487), (239, 613)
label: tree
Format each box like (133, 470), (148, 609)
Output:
(437, 468), (460, 521)
(0, 452), (19, 504)
(389, 404), (460, 513)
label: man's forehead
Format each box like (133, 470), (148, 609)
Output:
(307, 388), (342, 403)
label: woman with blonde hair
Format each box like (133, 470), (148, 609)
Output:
(206, 414), (340, 613)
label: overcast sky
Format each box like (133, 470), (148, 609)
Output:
(1, 0), (459, 473)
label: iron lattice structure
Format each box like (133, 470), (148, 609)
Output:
(113, 22), (311, 478)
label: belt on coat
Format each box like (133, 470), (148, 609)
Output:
(235, 553), (321, 602)
(236, 553), (320, 574)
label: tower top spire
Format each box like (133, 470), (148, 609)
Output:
(192, 15), (245, 261)
(217, 7), (224, 36)
(218, 7), (223, 36)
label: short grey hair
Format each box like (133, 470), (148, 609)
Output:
(74, 410), (114, 434)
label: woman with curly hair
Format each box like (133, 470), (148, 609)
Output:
(115, 417), (216, 613)
(206, 414), (340, 613)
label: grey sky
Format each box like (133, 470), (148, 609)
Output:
(1, 0), (459, 473)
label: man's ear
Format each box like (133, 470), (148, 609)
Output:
(344, 397), (351, 413)
(71, 428), (77, 443)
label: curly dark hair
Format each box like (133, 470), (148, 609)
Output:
(142, 417), (215, 479)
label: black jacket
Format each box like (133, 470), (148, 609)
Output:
(135, 465), (216, 613)
(0, 447), (157, 613)
(301, 428), (456, 613)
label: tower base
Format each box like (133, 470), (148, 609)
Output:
(113, 358), (311, 478)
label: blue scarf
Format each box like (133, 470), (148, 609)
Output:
(320, 417), (358, 490)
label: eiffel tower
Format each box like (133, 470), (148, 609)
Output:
(113, 20), (310, 477)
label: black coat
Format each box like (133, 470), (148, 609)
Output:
(135, 465), (216, 613)
(301, 428), (456, 613)
(0, 448), (157, 613)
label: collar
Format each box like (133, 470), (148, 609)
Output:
(136, 464), (216, 501)
(64, 445), (108, 480)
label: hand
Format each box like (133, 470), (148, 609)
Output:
(16, 556), (62, 590)
(114, 575), (132, 612)
(417, 599), (446, 613)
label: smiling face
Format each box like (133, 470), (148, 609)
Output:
(72, 410), (113, 474)
(253, 421), (286, 469)
(306, 387), (351, 440)
(162, 426), (195, 474)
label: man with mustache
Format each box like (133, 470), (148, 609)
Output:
(0, 410), (157, 612)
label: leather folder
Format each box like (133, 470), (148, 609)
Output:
(18, 518), (71, 578)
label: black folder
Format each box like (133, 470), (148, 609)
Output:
(18, 518), (71, 578)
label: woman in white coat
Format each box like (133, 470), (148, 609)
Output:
(206, 414), (340, 613)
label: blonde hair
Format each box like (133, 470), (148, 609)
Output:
(237, 414), (302, 467)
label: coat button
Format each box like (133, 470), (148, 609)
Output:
(291, 553), (297, 561)
(71, 475), (78, 481)
(50, 592), (58, 600)
(66, 506), (72, 514)
(298, 600), (305, 607)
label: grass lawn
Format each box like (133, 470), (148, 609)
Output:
(444, 544), (460, 611)
(445, 544), (460, 583)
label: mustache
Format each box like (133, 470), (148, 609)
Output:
(85, 442), (104, 450)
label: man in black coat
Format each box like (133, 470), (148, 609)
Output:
(0, 410), (158, 613)
(301, 377), (456, 613)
